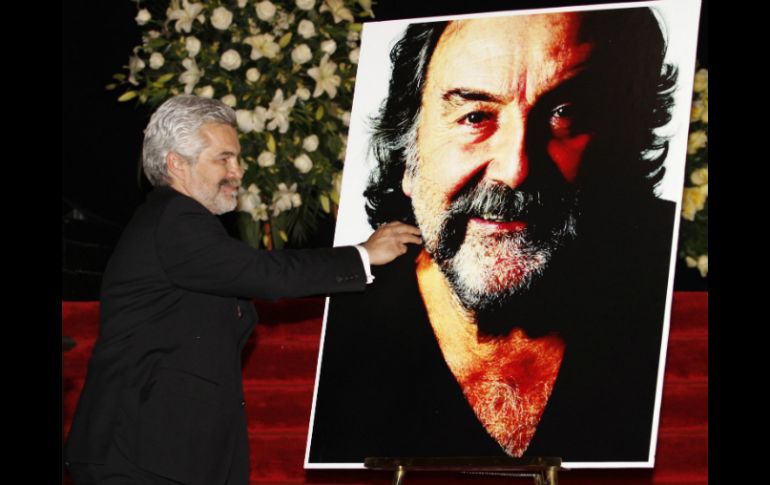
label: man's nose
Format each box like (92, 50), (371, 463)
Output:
(228, 158), (244, 180)
(484, 117), (529, 190)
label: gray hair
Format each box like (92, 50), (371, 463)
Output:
(142, 95), (237, 186)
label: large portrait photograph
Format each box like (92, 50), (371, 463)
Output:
(306, 0), (702, 468)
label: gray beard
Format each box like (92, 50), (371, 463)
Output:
(441, 205), (579, 314)
(404, 127), (581, 320)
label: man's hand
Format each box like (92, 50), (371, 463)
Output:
(362, 221), (422, 265)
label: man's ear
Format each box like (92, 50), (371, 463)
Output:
(166, 152), (188, 183)
(402, 168), (413, 197)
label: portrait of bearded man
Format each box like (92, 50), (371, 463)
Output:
(307, 2), (699, 467)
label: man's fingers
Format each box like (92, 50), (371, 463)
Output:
(401, 234), (422, 245)
(362, 222), (423, 265)
(380, 221), (421, 236)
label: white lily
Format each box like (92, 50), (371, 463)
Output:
(320, 0), (354, 23)
(238, 184), (261, 212)
(167, 0), (204, 33)
(238, 184), (270, 222)
(357, 0), (374, 16)
(128, 54), (145, 86)
(307, 54), (341, 99)
(243, 34), (280, 60)
(272, 183), (302, 216)
(266, 89), (298, 133)
(236, 107), (270, 133)
(179, 57), (202, 94)
(274, 12), (294, 33)
(686, 254), (708, 277)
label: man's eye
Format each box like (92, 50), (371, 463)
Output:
(461, 111), (495, 126)
(552, 103), (575, 119)
(550, 103), (579, 136)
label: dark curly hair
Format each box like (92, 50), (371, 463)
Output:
(363, 8), (678, 228)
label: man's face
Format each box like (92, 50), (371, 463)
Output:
(404, 14), (597, 311)
(181, 123), (243, 215)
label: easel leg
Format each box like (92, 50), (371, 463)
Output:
(392, 465), (406, 485)
(545, 466), (559, 485)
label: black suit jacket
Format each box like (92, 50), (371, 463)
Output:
(65, 186), (366, 484)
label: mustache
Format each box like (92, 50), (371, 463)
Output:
(219, 178), (241, 189)
(448, 184), (540, 221)
(435, 181), (577, 262)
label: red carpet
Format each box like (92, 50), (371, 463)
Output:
(63, 292), (707, 484)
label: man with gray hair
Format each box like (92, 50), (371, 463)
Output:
(65, 95), (421, 484)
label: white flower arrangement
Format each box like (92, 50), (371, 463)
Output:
(678, 67), (708, 277)
(111, 0), (373, 249)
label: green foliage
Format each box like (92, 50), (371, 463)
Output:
(678, 67), (708, 277)
(114, 0), (373, 248)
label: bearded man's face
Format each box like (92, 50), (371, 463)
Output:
(403, 14), (596, 312)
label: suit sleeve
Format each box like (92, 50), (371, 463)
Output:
(155, 195), (366, 299)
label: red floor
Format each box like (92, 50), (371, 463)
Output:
(63, 292), (707, 484)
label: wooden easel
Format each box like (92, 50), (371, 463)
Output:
(365, 456), (564, 485)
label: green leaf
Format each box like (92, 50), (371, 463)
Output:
(349, 23), (363, 32)
(266, 133), (276, 153)
(271, 221), (286, 250)
(105, 84), (117, 91)
(237, 213), (262, 249)
(156, 73), (175, 85)
(315, 105), (324, 120)
(319, 194), (330, 214)
(113, 73), (126, 81)
(147, 38), (167, 50)
(118, 91), (138, 102)
(279, 32), (293, 48)
(279, 230), (289, 242)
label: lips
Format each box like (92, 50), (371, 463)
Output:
(470, 216), (528, 232)
(220, 184), (239, 194)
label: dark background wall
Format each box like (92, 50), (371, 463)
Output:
(62, 0), (708, 298)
